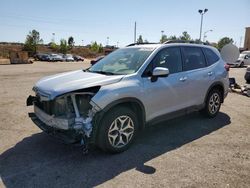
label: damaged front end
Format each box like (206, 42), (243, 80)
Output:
(27, 87), (101, 149)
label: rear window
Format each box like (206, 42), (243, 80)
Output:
(203, 48), (219, 66)
(182, 47), (206, 71)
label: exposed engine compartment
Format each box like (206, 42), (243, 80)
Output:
(27, 87), (101, 149)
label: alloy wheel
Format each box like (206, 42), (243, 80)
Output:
(208, 93), (220, 114)
(108, 115), (135, 148)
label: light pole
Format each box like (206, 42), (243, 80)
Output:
(203, 29), (213, 42)
(106, 37), (109, 46)
(134, 22), (137, 43)
(198, 9), (208, 42)
(161, 30), (164, 43)
(82, 40), (84, 47)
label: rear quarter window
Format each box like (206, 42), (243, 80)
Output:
(203, 48), (220, 66)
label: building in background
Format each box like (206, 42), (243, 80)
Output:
(244, 27), (250, 50)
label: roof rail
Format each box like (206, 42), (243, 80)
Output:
(164, 40), (209, 45)
(126, 42), (159, 47)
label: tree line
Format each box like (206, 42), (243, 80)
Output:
(23, 29), (234, 56)
(137, 31), (234, 50)
(23, 29), (104, 56)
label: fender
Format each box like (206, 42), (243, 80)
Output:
(91, 97), (146, 143)
(204, 81), (225, 103)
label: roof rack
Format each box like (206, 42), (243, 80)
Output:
(126, 40), (210, 47)
(126, 42), (159, 47)
(164, 40), (209, 45)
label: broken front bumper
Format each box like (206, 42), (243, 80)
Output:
(28, 112), (81, 144)
(27, 92), (100, 144)
(34, 105), (74, 130)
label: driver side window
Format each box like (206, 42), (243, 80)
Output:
(151, 47), (182, 74)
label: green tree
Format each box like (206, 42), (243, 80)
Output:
(98, 43), (104, 53)
(68, 36), (74, 49)
(90, 41), (99, 52)
(59, 39), (68, 54)
(23, 29), (43, 55)
(160, 34), (168, 43)
(179, 31), (191, 41)
(137, 35), (143, 44)
(168, 35), (178, 40)
(49, 42), (59, 51)
(90, 41), (103, 53)
(217, 37), (234, 50)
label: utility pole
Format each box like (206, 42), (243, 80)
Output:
(134, 22), (137, 43)
(52, 33), (55, 43)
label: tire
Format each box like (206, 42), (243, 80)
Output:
(97, 106), (138, 153)
(201, 89), (222, 118)
(240, 61), (244, 67)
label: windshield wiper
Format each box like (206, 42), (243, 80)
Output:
(88, 70), (116, 75)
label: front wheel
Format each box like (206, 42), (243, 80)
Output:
(97, 107), (138, 153)
(240, 61), (244, 67)
(201, 89), (222, 118)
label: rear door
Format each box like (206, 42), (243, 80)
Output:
(180, 46), (209, 106)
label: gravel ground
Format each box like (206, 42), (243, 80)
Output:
(0, 62), (249, 188)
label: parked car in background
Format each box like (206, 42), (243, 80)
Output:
(90, 55), (105, 65)
(233, 51), (250, 67)
(63, 54), (74, 62)
(73, 55), (84, 61)
(35, 53), (50, 61)
(245, 67), (250, 83)
(48, 54), (64, 62)
(27, 42), (229, 153)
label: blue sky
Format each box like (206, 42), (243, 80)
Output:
(0, 0), (249, 47)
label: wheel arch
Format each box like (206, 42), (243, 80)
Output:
(204, 82), (225, 103)
(91, 97), (146, 143)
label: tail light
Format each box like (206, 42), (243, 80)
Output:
(224, 64), (230, 71)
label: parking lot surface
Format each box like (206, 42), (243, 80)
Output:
(0, 62), (249, 187)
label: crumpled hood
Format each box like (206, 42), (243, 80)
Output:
(34, 70), (124, 99)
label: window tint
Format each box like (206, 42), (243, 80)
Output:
(151, 47), (182, 74)
(182, 47), (206, 71)
(203, 48), (219, 66)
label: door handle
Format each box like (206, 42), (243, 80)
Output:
(179, 76), (187, 82)
(208, 72), (213, 76)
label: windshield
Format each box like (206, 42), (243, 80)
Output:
(88, 47), (154, 75)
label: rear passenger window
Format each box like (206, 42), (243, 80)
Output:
(182, 47), (206, 71)
(151, 47), (182, 74)
(203, 48), (219, 66)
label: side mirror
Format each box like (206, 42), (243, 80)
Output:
(245, 55), (249, 59)
(152, 67), (169, 77)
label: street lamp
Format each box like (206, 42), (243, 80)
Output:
(203, 29), (213, 42)
(198, 9), (208, 42)
(161, 30), (164, 43)
(106, 37), (109, 46)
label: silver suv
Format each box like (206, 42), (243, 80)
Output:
(27, 43), (229, 153)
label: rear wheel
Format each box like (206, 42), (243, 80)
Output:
(201, 89), (222, 118)
(97, 107), (138, 153)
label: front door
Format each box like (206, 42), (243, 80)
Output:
(142, 47), (188, 121)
